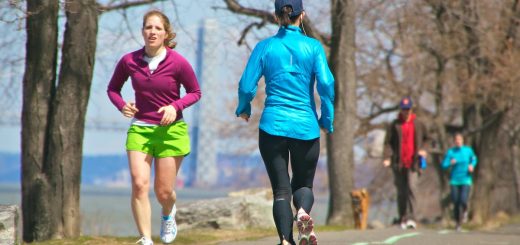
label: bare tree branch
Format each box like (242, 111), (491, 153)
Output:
(355, 122), (387, 137)
(222, 0), (276, 23)
(368, 104), (399, 121)
(503, 0), (519, 50)
(221, 0), (330, 47)
(98, 0), (167, 12)
(237, 20), (266, 47)
(169, 0), (197, 43)
(356, 104), (398, 136)
(0, 1), (26, 24)
(466, 111), (505, 135)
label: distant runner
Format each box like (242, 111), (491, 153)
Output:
(442, 133), (478, 231)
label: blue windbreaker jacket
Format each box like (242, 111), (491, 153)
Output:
(235, 25), (335, 140)
(441, 145), (478, 185)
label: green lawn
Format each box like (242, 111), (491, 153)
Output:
(28, 226), (349, 245)
(29, 228), (276, 245)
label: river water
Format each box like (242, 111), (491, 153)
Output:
(0, 184), (333, 236)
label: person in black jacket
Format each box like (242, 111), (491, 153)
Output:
(383, 96), (429, 229)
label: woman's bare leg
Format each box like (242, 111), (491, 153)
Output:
(154, 156), (183, 215)
(128, 151), (153, 238)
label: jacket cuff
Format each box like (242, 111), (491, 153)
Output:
(170, 101), (181, 112)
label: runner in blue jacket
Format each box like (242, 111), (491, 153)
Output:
(441, 133), (478, 231)
(235, 1), (334, 244)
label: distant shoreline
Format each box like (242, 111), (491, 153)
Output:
(0, 183), (332, 236)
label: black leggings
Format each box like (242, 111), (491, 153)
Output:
(259, 130), (320, 244)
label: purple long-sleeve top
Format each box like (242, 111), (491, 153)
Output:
(107, 48), (201, 124)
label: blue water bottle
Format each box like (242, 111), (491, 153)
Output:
(419, 155), (427, 169)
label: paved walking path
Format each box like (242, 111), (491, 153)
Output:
(222, 223), (520, 245)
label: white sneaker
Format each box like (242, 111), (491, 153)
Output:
(462, 211), (469, 223)
(136, 236), (153, 245)
(406, 219), (417, 229)
(400, 222), (407, 230)
(296, 209), (317, 245)
(456, 224), (462, 232)
(298, 231), (317, 245)
(160, 204), (178, 244)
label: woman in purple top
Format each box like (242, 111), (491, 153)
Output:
(107, 10), (201, 245)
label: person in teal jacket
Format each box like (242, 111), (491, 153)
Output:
(441, 133), (478, 231)
(235, 1), (334, 244)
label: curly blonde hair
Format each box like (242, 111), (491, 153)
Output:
(142, 10), (177, 48)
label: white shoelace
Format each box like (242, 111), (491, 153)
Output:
(163, 219), (176, 234)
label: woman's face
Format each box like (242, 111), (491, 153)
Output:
(454, 135), (464, 147)
(142, 15), (166, 49)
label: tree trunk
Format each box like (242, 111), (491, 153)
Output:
(21, 0), (98, 241)
(458, 0), (508, 224)
(21, 0), (59, 242)
(49, 0), (99, 237)
(512, 137), (520, 211)
(326, 0), (357, 226)
(470, 115), (502, 224)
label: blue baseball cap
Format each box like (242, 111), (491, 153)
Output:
(275, 0), (304, 18)
(399, 96), (413, 110)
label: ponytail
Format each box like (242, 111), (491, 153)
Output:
(276, 6), (300, 27)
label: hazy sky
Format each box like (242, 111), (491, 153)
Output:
(0, 0), (276, 155)
(0, 0), (334, 155)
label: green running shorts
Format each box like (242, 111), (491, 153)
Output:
(126, 120), (190, 158)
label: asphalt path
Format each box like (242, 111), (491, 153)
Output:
(222, 223), (520, 245)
